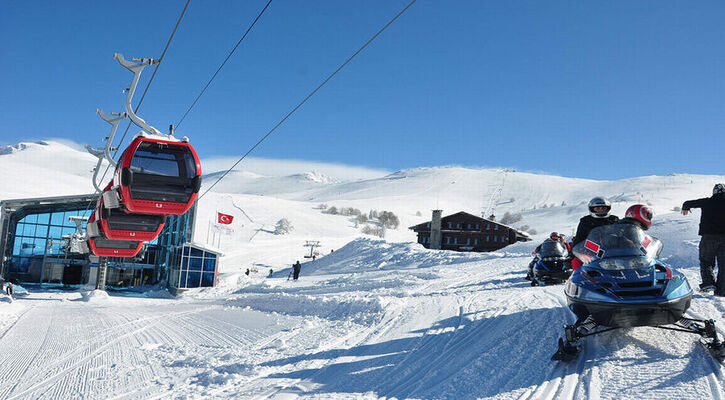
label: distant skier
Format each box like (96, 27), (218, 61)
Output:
(6, 282), (13, 297)
(681, 183), (725, 294)
(293, 261), (301, 280)
(571, 197), (619, 270)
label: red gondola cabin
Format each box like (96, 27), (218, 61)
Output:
(88, 193), (166, 242)
(87, 212), (144, 257)
(113, 134), (201, 216)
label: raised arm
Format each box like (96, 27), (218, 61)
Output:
(682, 198), (708, 213)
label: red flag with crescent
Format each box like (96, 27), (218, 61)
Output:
(217, 212), (234, 225)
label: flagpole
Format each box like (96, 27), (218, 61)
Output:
(207, 220), (211, 244)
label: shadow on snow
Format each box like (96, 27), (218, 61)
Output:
(259, 307), (718, 399)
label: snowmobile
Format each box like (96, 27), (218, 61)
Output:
(552, 223), (725, 361)
(528, 240), (572, 286)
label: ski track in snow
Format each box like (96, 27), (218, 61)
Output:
(2, 241), (725, 399)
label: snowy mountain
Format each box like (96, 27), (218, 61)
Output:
(1, 140), (725, 399)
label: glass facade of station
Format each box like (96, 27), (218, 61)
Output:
(9, 209), (90, 284)
(167, 245), (218, 289)
(0, 195), (219, 291)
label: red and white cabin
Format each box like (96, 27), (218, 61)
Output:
(112, 134), (201, 216)
(88, 190), (166, 242)
(87, 211), (144, 257)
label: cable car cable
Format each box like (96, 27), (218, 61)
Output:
(103, 0), (192, 178)
(198, 0), (416, 200)
(83, 0), (192, 219)
(175, 0), (274, 131)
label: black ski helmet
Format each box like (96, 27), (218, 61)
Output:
(588, 196), (611, 218)
(714, 183), (725, 195)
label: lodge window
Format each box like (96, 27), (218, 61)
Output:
(486, 236), (490, 242)
(486, 223), (491, 230)
(501, 235), (507, 242)
(494, 225), (499, 230)
(493, 236), (498, 242)
(474, 238), (478, 245)
(467, 223), (472, 229)
(456, 223), (462, 229)
(475, 223), (480, 229)
(446, 236), (451, 244)
(448, 222), (452, 229)
(453, 237), (458, 244)
(466, 238), (471, 245)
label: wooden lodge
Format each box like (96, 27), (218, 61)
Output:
(409, 210), (531, 252)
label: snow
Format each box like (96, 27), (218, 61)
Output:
(1, 141), (725, 398)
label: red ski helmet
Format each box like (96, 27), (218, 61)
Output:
(625, 204), (653, 230)
(549, 232), (560, 240)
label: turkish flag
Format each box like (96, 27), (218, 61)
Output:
(217, 212), (234, 225)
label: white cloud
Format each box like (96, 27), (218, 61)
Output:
(202, 156), (390, 181)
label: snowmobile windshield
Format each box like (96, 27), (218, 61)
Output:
(537, 241), (569, 258)
(572, 223), (662, 264)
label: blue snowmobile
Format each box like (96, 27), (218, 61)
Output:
(528, 238), (572, 286)
(552, 223), (725, 361)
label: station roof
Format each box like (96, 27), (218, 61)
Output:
(1, 194), (97, 221)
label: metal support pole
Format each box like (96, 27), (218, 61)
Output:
(96, 257), (108, 291)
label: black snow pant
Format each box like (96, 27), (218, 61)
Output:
(699, 234), (725, 293)
(293, 267), (300, 280)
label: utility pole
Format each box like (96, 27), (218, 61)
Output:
(303, 240), (321, 260)
(96, 257), (108, 291)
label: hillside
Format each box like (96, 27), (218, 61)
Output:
(1, 140), (724, 399)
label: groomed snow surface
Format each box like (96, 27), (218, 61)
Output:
(1, 141), (725, 399)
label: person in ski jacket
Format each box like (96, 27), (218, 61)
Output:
(6, 282), (13, 296)
(292, 261), (302, 280)
(571, 197), (619, 270)
(527, 232), (571, 279)
(682, 184), (725, 294)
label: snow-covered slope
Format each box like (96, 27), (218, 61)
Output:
(1, 140), (725, 399)
(0, 140), (103, 199)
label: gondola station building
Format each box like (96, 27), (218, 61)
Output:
(0, 194), (221, 292)
(409, 210), (531, 252)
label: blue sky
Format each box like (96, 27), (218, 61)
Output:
(1, 1), (723, 180)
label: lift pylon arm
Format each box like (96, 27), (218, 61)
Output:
(96, 109), (126, 167)
(86, 108), (125, 193)
(113, 53), (166, 138)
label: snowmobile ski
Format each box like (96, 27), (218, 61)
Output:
(551, 337), (580, 362)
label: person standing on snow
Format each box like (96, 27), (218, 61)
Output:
(570, 197), (619, 270)
(6, 282), (13, 297)
(292, 261), (302, 280)
(681, 183), (725, 294)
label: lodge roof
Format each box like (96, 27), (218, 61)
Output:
(408, 211), (531, 241)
